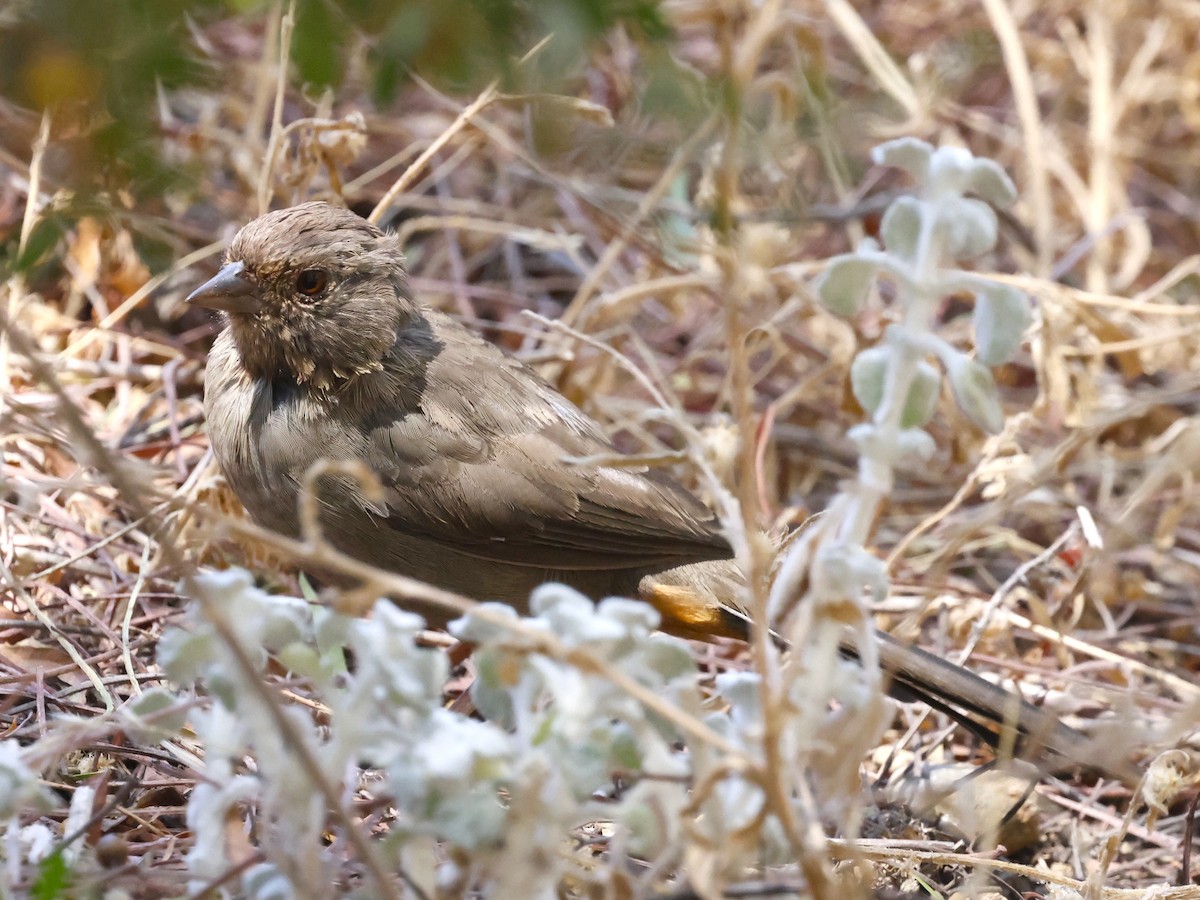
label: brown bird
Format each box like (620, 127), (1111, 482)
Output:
(188, 201), (1114, 774)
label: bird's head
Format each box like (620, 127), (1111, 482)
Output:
(188, 202), (416, 390)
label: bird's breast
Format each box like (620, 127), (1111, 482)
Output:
(204, 335), (313, 536)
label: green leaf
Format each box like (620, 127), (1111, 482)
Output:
(966, 157), (1018, 208)
(815, 254), (877, 317)
(947, 355), (1005, 434)
(873, 137), (933, 181)
(297, 572), (320, 604)
(879, 196), (924, 263)
(973, 282), (1032, 366)
(850, 345), (889, 415)
(293, 0), (345, 87)
(32, 851), (70, 900)
(125, 687), (187, 743)
(12, 217), (67, 274)
(902, 362), (941, 428)
(937, 197), (998, 260)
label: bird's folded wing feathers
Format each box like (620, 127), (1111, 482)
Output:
(348, 321), (734, 570)
(365, 424), (733, 570)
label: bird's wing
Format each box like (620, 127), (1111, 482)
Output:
(345, 311), (732, 571)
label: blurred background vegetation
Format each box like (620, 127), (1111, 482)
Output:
(0, 0), (674, 194)
(0, 0), (717, 286)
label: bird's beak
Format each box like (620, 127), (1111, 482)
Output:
(186, 260), (258, 314)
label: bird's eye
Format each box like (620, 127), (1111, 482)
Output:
(295, 269), (329, 297)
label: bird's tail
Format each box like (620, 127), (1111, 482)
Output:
(640, 569), (1137, 783)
